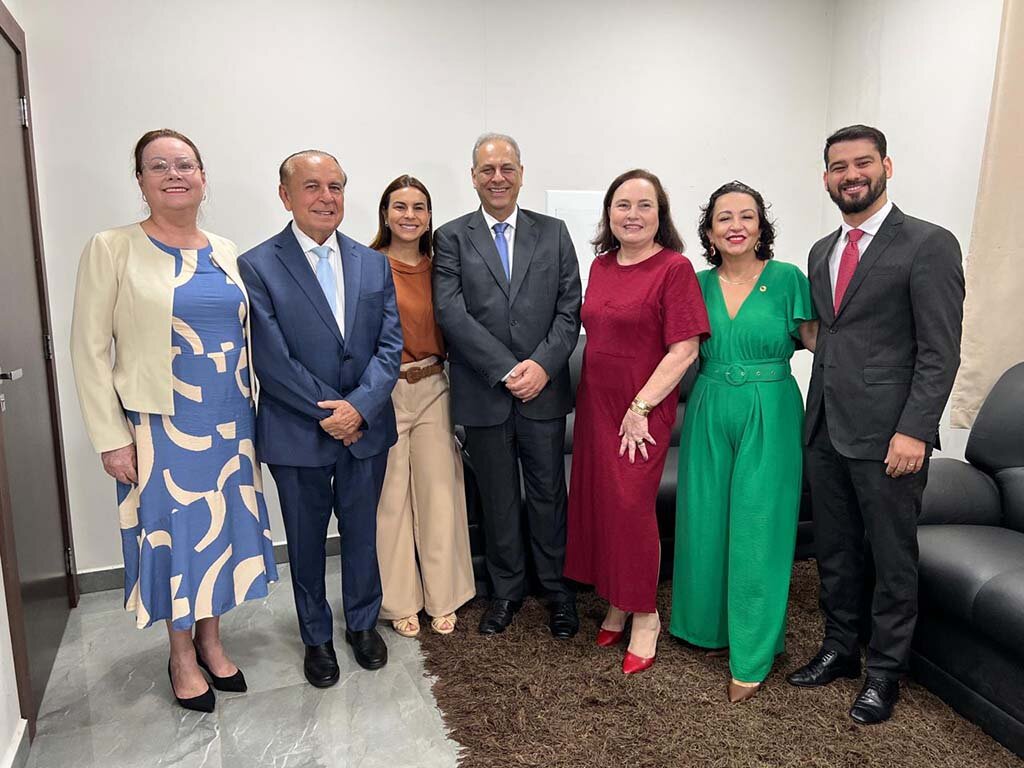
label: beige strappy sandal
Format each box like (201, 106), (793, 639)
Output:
(392, 615), (420, 638)
(430, 613), (457, 635)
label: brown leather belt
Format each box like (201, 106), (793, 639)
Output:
(399, 362), (444, 383)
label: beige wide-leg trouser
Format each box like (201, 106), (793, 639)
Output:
(377, 360), (476, 619)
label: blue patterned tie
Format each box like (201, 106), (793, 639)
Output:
(492, 222), (511, 281)
(312, 245), (337, 315)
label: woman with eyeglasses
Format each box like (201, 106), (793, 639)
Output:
(70, 129), (277, 713)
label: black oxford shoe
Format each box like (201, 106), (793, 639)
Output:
(304, 641), (340, 688)
(345, 628), (388, 670)
(478, 599), (521, 635)
(548, 600), (579, 639)
(850, 675), (899, 725)
(787, 647), (861, 687)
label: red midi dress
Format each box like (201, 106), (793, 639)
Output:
(564, 249), (709, 613)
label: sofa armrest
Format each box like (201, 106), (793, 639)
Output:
(919, 457), (1002, 526)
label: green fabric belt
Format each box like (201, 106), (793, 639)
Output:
(700, 359), (791, 386)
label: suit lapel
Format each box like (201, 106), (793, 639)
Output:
(509, 210), (537, 304)
(274, 224), (345, 347)
(835, 206), (904, 319)
(813, 229), (841, 324)
(467, 210), (510, 298)
(340, 233), (360, 346)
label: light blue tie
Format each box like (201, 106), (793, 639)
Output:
(312, 245), (337, 315)
(492, 222), (511, 281)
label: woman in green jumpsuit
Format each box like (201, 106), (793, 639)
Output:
(670, 182), (817, 703)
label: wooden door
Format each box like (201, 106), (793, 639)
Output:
(0, 5), (78, 738)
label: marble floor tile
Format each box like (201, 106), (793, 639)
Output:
(219, 660), (458, 768)
(28, 556), (462, 767)
(27, 709), (220, 768)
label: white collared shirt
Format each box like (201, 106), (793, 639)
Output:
(481, 206), (519, 276)
(292, 220), (345, 336)
(829, 199), (894, 302)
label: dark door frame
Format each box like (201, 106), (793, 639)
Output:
(0, 1), (79, 740)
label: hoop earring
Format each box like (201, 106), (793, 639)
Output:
(754, 240), (762, 254)
(709, 244), (716, 258)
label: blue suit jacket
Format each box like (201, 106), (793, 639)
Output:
(238, 223), (402, 466)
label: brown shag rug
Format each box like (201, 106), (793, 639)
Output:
(416, 561), (1020, 768)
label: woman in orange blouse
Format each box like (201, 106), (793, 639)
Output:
(370, 175), (475, 637)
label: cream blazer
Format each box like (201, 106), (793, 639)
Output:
(70, 223), (252, 453)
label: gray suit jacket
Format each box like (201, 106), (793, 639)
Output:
(433, 208), (582, 427)
(805, 205), (965, 459)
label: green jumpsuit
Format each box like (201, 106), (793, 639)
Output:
(669, 260), (815, 683)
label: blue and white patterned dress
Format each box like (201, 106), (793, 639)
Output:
(117, 238), (277, 629)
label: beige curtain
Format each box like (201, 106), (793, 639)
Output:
(951, 0), (1024, 427)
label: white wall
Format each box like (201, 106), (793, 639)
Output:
(9, 0), (1004, 571)
(17, 0), (834, 571)
(823, 0), (1004, 458)
(0, 565), (24, 768)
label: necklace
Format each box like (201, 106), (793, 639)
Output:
(717, 266), (764, 285)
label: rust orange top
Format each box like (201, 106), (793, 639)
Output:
(388, 254), (446, 364)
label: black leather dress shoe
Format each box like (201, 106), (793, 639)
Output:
(304, 641), (340, 688)
(478, 599), (521, 635)
(850, 676), (899, 724)
(548, 600), (579, 639)
(345, 628), (388, 670)
(787, 647), (861, 687)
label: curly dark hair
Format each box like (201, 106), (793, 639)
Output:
(697, 181), (775, 267)
(591, 169), (684, 255)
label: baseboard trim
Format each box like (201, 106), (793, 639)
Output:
(0, 719), (28, 768)
(77, 536), (342, 594)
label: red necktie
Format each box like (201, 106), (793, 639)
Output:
(833, 228), (864, 311)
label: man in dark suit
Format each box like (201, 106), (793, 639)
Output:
(239, 151), (402, 684)
(433, 133), (582, 637)
(787, 125), (965, 724)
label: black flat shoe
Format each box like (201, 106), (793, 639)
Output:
(478, 599), (521, 635)
(787, 647), (861, 687)
(345, 628), (388, 670)
(168, 661), (215, 713)
(195, 650), (247, 693)
(850, 676), (899, 725)
(304, 641), (341, 687)
(548, 600), (579, 639)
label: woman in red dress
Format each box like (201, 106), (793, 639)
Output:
(565, 169), (709, 674)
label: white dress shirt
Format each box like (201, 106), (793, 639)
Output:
(292, 220), (345, 336)
(829, 199), (894, 303)
(482, 205), (519, 277)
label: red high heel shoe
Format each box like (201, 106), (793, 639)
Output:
(622, 650), (656, 675)
(596, 627), (625, 647)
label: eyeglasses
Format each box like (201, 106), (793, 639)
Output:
(141, 158), (201, 175)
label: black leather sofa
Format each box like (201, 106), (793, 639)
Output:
(462, 334), (814, 596)
(912, 362), (1024, 757)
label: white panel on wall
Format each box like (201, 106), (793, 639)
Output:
(545, 190), (603, 291)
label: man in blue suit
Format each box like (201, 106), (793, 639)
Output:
(239, 150), (402, 685)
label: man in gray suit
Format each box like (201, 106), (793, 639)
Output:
(787, 125), (965, 725)
(433, 133), (582, 637)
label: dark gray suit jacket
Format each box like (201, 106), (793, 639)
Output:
(433, 208), (582, 427)
(805, 205), (965, 460)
